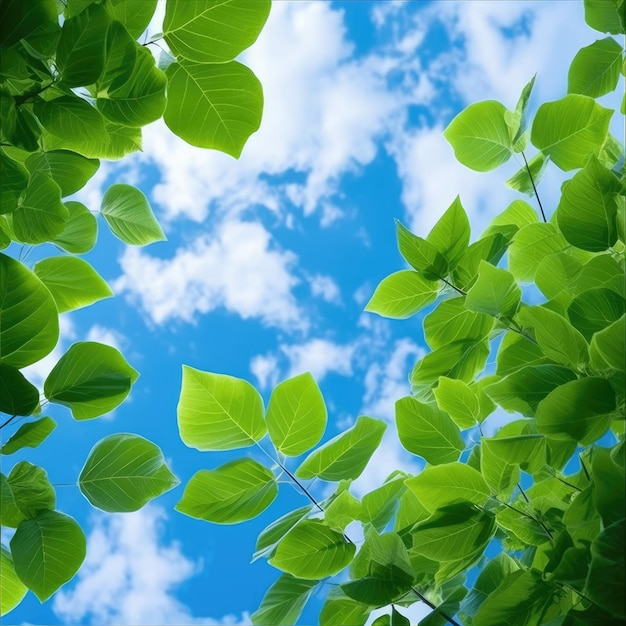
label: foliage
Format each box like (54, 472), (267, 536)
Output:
(173, 2), (626, 624)
(0, 0), (269, 615)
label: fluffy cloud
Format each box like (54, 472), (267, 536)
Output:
(308, 274), (342, 304)
(53, 506), (248, 626)
(86, 324), (125, 352)
(114, 219), (305, 330)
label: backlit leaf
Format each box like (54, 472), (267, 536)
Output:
(568, 37), (624, 97)
(35, 96), (108, 145)
(504, 152), (550, 196)
(252, 574), (318, 626)
(254, 505), (312, 562)
(433, 377), (480, 429)
(6, 461), (55, 519)
(395, 220), (448, 281)
(0, 545), (27, 617)
(1, 418), (56, 455)
(508, 223), (567, 282)
(590, 314), (625, 370)
(51, 201), (98, 254)
(567, 288), (625, 340)
(584, 0), (625, 34)
(424, 298), (493, 350)
(426, 196), (471, 269)
(465, 261), (521, 319)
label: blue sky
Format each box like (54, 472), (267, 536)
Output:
(3, 1), (618, 624)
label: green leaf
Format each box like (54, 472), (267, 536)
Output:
(44, 341), (139, 420)
(0, 363), (39, 416)
(481, 438), (520, 498)
(175, 458), (277, 524)
(591, 447), (625, 527)
(97, 38), (166, 127)
(0, 253), (59, 368)
(482, 200), (539, 238)
(496, 332), (549, 377)
(590, 314), (625, 370)
(269, 520), (356, 579)
(568, 288), (625, 340)
(342, 532), (415, 605)
(426, 196), (471, 269)
(79, 433), (178, 512)
(473, 569), (561, 626)
(1, 417), (56, 455)
(177, 366), (266, 451)
(505, 152), (550, 196)
(163, 0), (270, 63)
(365, 270), (439, 319)
(251, 574), (318, 626)
(508, 75), (536, 147)
(395, 220), (448, 280)
(34, 256), (113, 313)
(1, 473), (25, 527)
(586, 519), (625, 619)
(443, 100), (513, 171)
(568, 37), (624, 97)
(51, 201), (98, 254)
(584, 0), (625, 34)
(361, 473), (407, 532)
(0, 148), (28, 215)
(452, 233), (509, 290)
(324, 490), (362, 533)
(254, 505), (312, 562)
(7, 461), (55, 518)
(536, 377), (615, 444)
(35, 95), (108, 145)
(517, 306), (589, 369)
(535, 252), (583, 307)
(25, 150), (99, 197)
(531, 95), (613, 171)
(395, 396), (464, 465)
(56, 3), (110, 86)
(108, 0), (157, 39)
(296, 415), (386, 481)
(406, 463), (490, 513)
(577, 253), (624, 296)
(508, 223), (567, 282)
(266, 372), (327, 457)
(485, 434), (547, 474)
(164, 59), (263, 158)
(11, 172), (68, 244)
(100, 183), (166, 246)
(424, 298), (493, 350)
(10, 510), (86, 602)
(0, 0), (58, 49)
(319, 590), (369, 626)
(410, 339), (490, 391)
(465, 261), (521, 319)
(557, 155), (621, 252)
(433, 377), (480, 429)
(411, 502), (496, 562)
(0, 545), (27, 617)
(484, 365), (578, 417)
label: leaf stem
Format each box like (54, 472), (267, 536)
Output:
(493, 496), (554, 542)
(521, 151), (546, 223)
(517, 482), (530, 504)
(441, 277), (466, 296)
(0, 414), (18, 430)
(410, 587), (462, 626)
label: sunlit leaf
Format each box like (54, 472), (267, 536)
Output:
(175, 458), (276, 524)
(426, 196), (471, 269)
(1, 418), (56, 455)
(433, 377), (480, 429)
(252, 574), (318, 626)
(504, 153), (550, 196)
(590, 314), (625, 370)
(269, 520), (355, 579)
(254, 505), (312, 562)
(568, 37), (624, 97)
(51, 201), (98, 254)
(424, 298), (493, 350)
(108, 0), (157, 39)
(465, 261), (521, 319)
(0, 253), (59, 368)
(296, 416), (386, 481)
(6, 461), (55, 519)
(177, 366), (266, 451)
(100, 183), (165, 246)
(584, 0), (625, 34)
(266, 372), (327, 457)
(319, 590), (370, 626)
(0, 545), (27, 617)
(452, 233), (509, 290)
(10, 510), (86, 601)
(79, 433), (178, 512)
(567, 288), (624, 340)
(508, 223), (567, 282)
(25, 150), (99, 197)
(395, 220), (448, 281)
(44, 341), (139, 420)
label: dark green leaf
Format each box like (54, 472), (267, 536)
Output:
(591, 447), (625, 527)
(567, 288), (624, 340)
(584, 0), (625, 34)
(0, 148), (28, 215)
(10, 510), (86, 601)
(25, 150), (99, 197)
(44, 341), (139, 420)
(7, 461), (55, 518)
(590, 314), (625, 370)
(0, 363), (39, 416)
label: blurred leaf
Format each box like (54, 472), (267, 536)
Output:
(44, 341), (139, 420)
(176, 458), (276, 524)
(79, 433), (178, 512)
(583, 0), (625, 34)
(177, 366), (266, 451)
(266, 372), (327, 457)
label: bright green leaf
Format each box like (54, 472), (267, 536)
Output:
(584, 0), (625, 34)
(296, 415), (386, 481)
(365, 270), (439, 319)
(1, 418), (56, 455)
(108, 0), (157, 39)
(177, 366), (266, 451)
(254, 505), (312, 562)
(164, 59), (263, 158)
(536, 377), (615, 443)
(44, 341), (139, 420)
(251, 574), (318, 626)
(433, 377), (480, 429)
(505, 152), (550, 196)
(452, 233), (509, 290)
(176, 458), (277, 524)
(7, 461), (55, 518)
(0, 545), (27, 617)
(424, 298), (493, 350)
(590, 314), (625, 370)
(568, 288), (625, 340)
(444, 100), (513, 171)
(531, 95), (613, 170)
(319, 590), (369, 626)
(10, 510), (86, 602)
(79, 433), (178, 512)
(34, 256), (113, 313)
(163, 0), (270, 63)
(0, 363), (39, 416)
(483, 200), (539, 239)
(395, 396), (464, 465)
(100, 183), (165, 246)
(0, 253), (59, 368)
(426, 196), (471, 269)
(481, 438), (520, 498)
(535, 252), (583, 307)
(485, 434), (547, 474)
(568, 37), (624, 97)
(396, 220), (448, 281)
(465, 261), (521, 319)
(507, 75), (536, 147)
(51, 201), (98, 254)
(361, 473), (407, 532)
(269, 520), (356, 579)
(266, 372), (327, 457)
(496, 331), (549, 376)
(508, 223), (567, 282)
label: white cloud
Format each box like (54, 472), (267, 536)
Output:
(282, 338), (355, 381)
(308, 273), (341, 304)
(250, 353), (279, 390)
(114, 219), (305, 330)
(86, 324), (125, 352)
(53, 506), (248, 626)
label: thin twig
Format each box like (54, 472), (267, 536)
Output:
(411, 587), (462, 626)
(521, 151), (546, 222)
